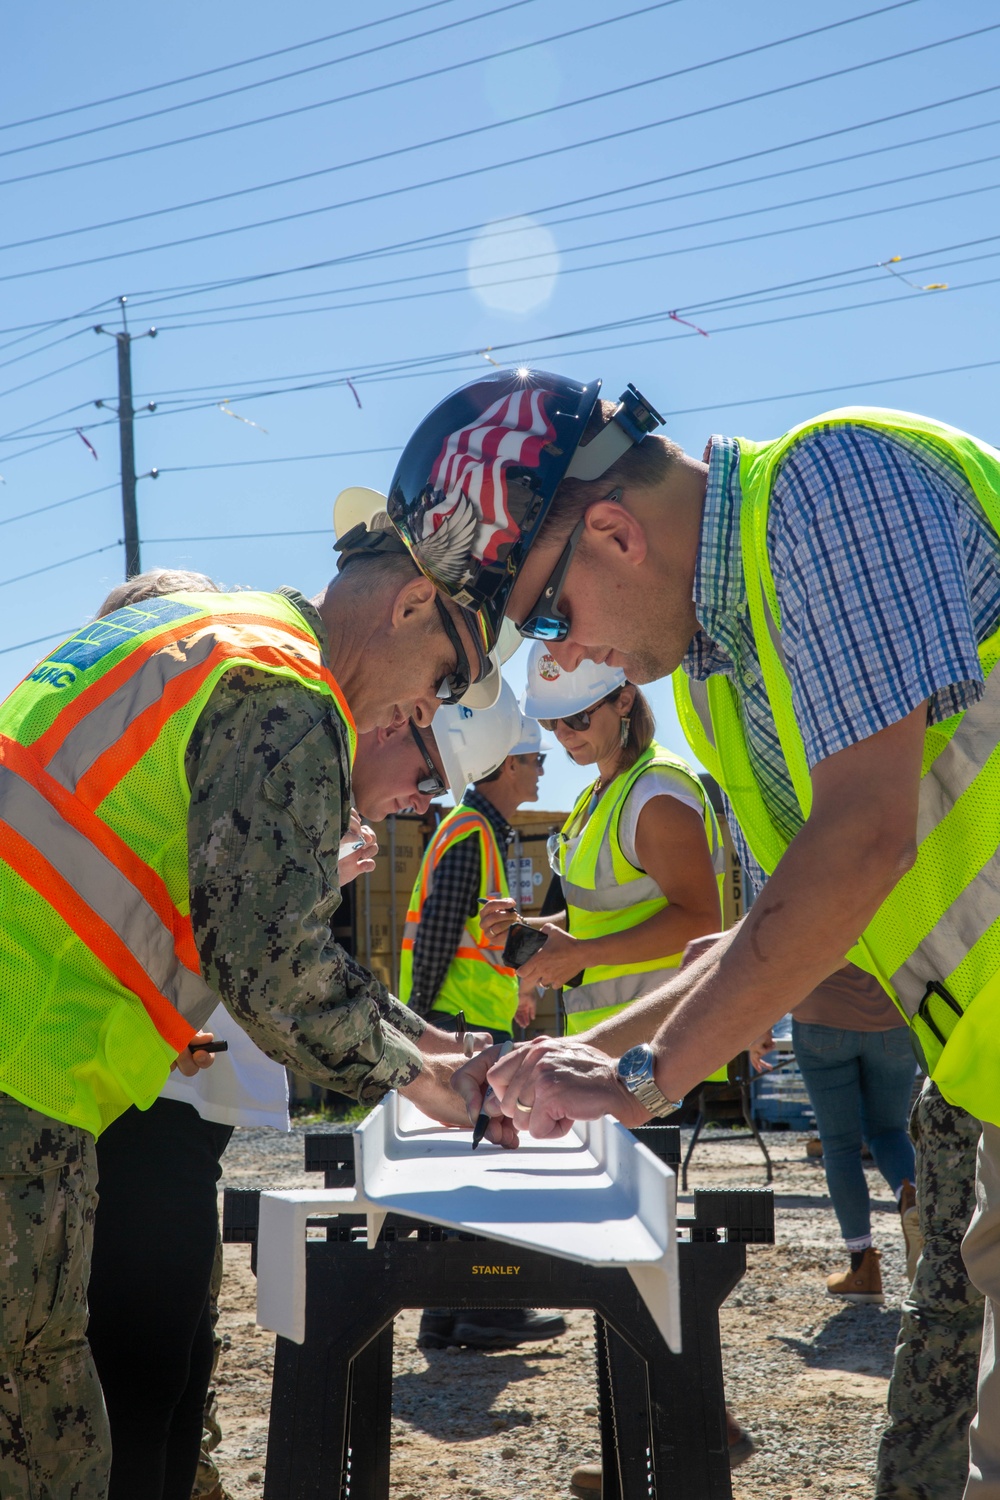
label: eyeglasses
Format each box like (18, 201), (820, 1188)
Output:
(538, 689), (622, 734)
(516, 752), (546, 769)
(434, 597), (489, 705)
(409, 720), (448, 797)
(518, 487), (623, 642)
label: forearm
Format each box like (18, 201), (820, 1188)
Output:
(581, 903), (719, 970)
(651, 803), (911, 1099)
(581, 947), (719, 1055)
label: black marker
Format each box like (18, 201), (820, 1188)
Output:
(188, 1039), (229, 1054)
(471, 1039), (513, 1149)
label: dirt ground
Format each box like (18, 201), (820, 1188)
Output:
(213, 1125), (909, 1498)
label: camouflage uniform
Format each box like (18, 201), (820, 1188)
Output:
(0, 587), (427, 1497)
(0, 1097), (110, 1499)
(876, 1077), (983, 1499)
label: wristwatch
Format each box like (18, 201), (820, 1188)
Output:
(617, 1044), (685, 1118)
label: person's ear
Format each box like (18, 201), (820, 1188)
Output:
(618, 684), (636, 714)
(390, 572), (437, 628)
(583, 497), (648, 568)
(380, 720), (406, 744)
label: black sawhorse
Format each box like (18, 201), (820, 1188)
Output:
(222, 1126), (774, 1500)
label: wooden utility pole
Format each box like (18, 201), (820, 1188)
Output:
(95, 296), (157, 579)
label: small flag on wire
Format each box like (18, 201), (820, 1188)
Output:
(218, 400), (268, 434)
(346, 379), (362, 409)
(76, 428), (98, 460)
(668, 310), (709, 337)
(878, 256), (948, 292)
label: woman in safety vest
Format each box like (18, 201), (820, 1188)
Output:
(484, 646), (725, 1036)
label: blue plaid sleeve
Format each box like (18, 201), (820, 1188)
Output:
(767, 426), (990, 767)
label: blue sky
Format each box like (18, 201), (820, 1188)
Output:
(0, 0), (997, 812)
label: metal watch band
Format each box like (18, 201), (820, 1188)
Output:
(631, 1073), (683, 1118)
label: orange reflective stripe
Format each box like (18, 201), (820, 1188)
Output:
(0, 735), (200, 973)
(0, 816), (195, 1054)
(454, 945), (515, 973)
(74, 636), (351, 810)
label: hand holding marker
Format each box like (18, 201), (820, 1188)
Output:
(472, 1039), (514, 1150)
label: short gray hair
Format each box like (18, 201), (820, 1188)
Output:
(97, 568), (220, 619)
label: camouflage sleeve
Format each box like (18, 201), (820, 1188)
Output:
(185, 664), (424, 1103)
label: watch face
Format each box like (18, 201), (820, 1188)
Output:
(619, 1044), (651, 1087)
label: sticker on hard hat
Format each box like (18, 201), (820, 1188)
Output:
(538, 654), (561, 680)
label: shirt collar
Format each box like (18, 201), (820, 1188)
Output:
(682, 435), (746, 680)
(277, 586), (331, 663)
(461, 786), (514, 849)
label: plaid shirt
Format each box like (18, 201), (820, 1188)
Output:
(683, 422), (1000, 894)
(407, 786), (514, 1018)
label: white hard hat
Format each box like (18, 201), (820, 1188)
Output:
(332, 486), (503, 711)
(431, 680), (521, 795)
(509, 714), (553, 757)
(521, 642), (626, 719)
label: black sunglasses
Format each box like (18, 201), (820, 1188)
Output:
(538, 688), (622, 734)
(409, 720), (448, 797)
(434, 597), (489, 705)
(518, 487), (623, 642)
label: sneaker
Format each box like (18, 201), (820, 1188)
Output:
(568, 1407), (755, 1495)
(416, 1309), (456, 1350)
(898, 1180), (923, 1283)
(725, 1409), (756, 1467)
(805, 1137), (823, 1159)
(826, 1247), (884, 1304)
(450, 1307), (568, 1349)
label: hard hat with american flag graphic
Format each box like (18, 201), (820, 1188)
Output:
(386, 368), (663, 649)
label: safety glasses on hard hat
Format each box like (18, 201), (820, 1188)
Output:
(408, 720), (448, 797)
(518, 488), (623, 642)
(538, 688), (623, 734)
(434, 598), (490, 705)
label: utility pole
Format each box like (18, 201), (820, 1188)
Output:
(95, 296), (157, 580)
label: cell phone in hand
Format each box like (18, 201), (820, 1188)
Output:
(502, 921), (548, 969)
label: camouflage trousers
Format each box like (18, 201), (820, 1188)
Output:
(963, 1121), (1000, 1497)
(190, 1230), (229, 1500)
(876, 1078), (983, 1500)
(0, 1094), (110, 1500)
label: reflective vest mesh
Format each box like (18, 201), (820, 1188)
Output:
(672, 406), (1000, 1124)
(399, 805), (517, 1032)
(557, 743), (726, 1058)
(0, 590), (355, 1137)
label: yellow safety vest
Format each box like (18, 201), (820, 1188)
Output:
(399, 804), (517, 1032)
(555, 743), (725, 1047)
(0, 590), (355, 1137)
(674, 405), (1000, 1124)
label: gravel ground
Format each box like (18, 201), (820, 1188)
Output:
(212, 1123), (908, 1498)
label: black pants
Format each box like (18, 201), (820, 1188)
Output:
(88, 1097), (233, 1500)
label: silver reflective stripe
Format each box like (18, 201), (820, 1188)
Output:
(0, 764), (216, 1028)
(564, 968), (671, 1014)
(687, 679), (717, 749)
(890, 852), (1000, 1017)
(916, 661), (1000, 845)
(46, 632), (218, 793)
(562, 873), (662, 914)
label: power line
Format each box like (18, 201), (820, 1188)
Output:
(2, 13), (987, 284)
(118, 113), (1000, 330)
(671, 356), (1000, 418)
(157, 447), (401, 473)
(140, 174), (1000, 333)
(114, 80), (1000, 312)
(0, 541), (120, 591)
(0, 482), (117, 529)
(0, 0), (466, 133)
(0, 0), (653, 167)
(0, 347), (107, 403)
(145, 529), (330, 543)
(0, 627), (80, 658)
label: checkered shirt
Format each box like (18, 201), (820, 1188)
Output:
(682, 422), (1000, 894)
(407, 786), (513, 1018)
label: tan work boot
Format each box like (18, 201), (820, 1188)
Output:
(899, 1180), (923, 1284)
(826, 1246), (884, 1303)
(569, 1407), (755, 1494)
